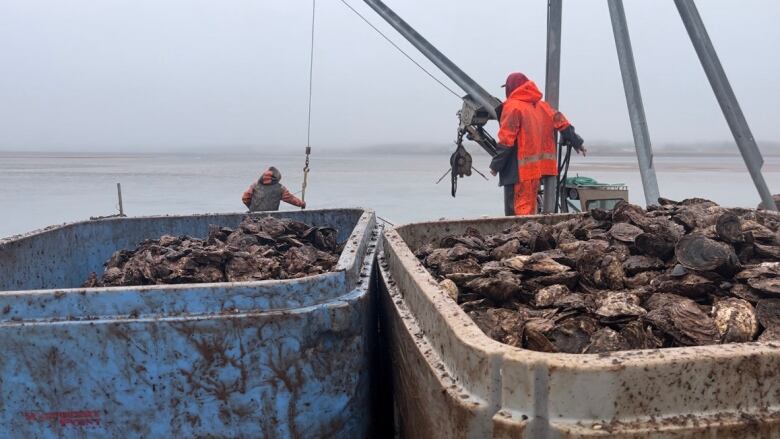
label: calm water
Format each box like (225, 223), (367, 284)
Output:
(1, 151), (779, 238)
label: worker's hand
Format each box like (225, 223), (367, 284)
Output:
(560, 126), (584, 148)
(576, 145), (588, 157)
(490, 168), (497, 176)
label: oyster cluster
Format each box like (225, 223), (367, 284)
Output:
(417, 198), (780, 353)
(84, 216), (342, 287)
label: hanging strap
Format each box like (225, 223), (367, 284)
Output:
(301, 146), (311, 205)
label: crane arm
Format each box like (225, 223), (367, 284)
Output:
(363, 0), (502, 156)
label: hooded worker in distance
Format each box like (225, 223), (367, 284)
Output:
(489, 72), (585, 216)
(242, 166), (306, 211)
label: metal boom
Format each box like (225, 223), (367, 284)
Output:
(363, 0), (502, 157)
(363, 0), (500, 117)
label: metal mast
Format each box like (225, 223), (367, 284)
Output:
(675, 0), (777, 210)
(542, 0), (563, 213)
(608, 0), (661, 207)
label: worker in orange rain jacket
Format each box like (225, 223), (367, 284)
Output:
(242, 166), (306, 212)
(489, 72), (585, 216)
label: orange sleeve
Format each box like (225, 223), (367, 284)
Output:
(538, 100), (571, 131)
(280, 186), (305, 208)
(241, 184), (254, 208)
(497, 104), (522, 146)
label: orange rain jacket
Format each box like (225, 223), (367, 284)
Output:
(496, 80), (570, 182)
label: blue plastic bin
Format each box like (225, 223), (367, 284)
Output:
(0, 208), (377, 438)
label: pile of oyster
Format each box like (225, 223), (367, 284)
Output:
(417, 199), (780, 353)
(84, 216), (342, 287)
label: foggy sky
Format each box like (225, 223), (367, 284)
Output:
(0, 0), (778, 152)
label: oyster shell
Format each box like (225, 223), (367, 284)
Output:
(712, 298), (758, 343)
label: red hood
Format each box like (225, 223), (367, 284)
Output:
(508, 80), (543, 103)
(504, 72), (529, 97)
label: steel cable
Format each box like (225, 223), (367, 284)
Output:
(301, 0), (316, 206)
(338, 0), (461, 98)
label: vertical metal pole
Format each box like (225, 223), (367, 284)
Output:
(607, 0), (661, 207)
(542, 0), (563, 213)
(116, 183), (124, 216)
(674, 0), (777, 210)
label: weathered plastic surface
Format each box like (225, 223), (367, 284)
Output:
(0, 208), (378, 438)
(378, 214), (780, 438)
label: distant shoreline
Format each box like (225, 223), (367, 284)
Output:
(1, 139), (779, 158)
(1, 150), (778, 158)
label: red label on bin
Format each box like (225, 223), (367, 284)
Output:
(22, 410), (101, 427)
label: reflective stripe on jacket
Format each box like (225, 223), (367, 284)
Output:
(497, 80), (570, 182)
